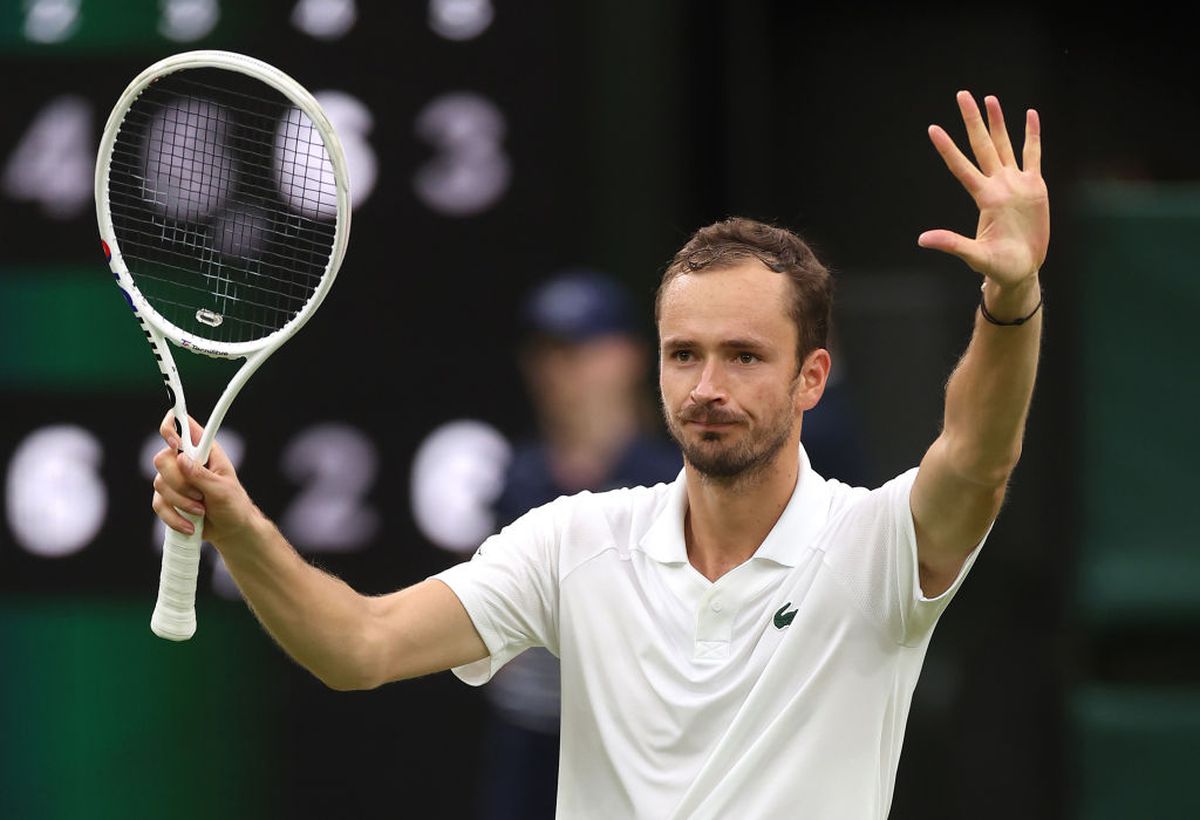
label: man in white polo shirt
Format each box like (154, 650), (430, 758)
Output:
(150, 90), (1048, 818)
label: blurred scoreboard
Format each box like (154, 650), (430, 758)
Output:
(0, 0), (602, 596)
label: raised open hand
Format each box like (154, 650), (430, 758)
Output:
(919, 91), (1049, 291)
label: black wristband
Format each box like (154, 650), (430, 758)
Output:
(980, 286), (1043, 326)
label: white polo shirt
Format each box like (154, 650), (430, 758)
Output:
(433, 447), (984, 819)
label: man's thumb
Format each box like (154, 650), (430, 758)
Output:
(179, 452), (219, 487)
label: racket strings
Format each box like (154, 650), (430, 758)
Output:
(109, 105), (336, 198)
(107, 205), (329, 282)
(107, 145), (334, 217)
(107, 68), (339, 345)
(119, 247), (321, 318)
(107, 197), (334, 284)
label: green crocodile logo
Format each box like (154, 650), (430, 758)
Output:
(773, 602), (798, 629)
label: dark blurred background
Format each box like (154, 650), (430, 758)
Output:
(1, 2), (1197, 818)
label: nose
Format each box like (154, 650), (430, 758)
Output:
(690, 359), (727, 404)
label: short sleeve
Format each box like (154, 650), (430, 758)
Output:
(822, 468), (987, 646)
(430, 497), (564, 686)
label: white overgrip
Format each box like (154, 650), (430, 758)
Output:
(151, 512), (204, 640)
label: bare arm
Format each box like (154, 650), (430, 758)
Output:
(911, 91), (1049, 596)
(152, 415), (487, 689)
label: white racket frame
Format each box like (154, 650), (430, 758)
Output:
(95, 50), (351, 641)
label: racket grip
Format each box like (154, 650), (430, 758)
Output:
(150, 511), (204, 641)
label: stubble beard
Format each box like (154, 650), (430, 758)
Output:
(663, 400), (796, 487)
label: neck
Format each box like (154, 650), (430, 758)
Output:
(683, 434), (801, 582)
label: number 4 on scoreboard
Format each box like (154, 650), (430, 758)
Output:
(2, 95), (94, 219)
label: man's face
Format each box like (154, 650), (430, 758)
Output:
(657, 260), (827, 481)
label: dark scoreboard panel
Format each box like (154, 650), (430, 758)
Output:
(0, 0), (616, 598)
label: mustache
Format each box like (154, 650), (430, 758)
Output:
(677, 406), (745, 425)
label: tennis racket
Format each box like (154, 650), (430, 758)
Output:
(95, 50), (351, 641)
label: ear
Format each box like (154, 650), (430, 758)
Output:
(793, 348), (831, 413)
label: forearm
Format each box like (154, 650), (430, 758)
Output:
(940, 276), (1042, 485)
(216, 512), (382, 690)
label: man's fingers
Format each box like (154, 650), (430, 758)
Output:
(153, 473), (206, 516)
(203, 440), (237, 477)
(153, 447), (204, 499)
(956, 90), (1002, 175)
(918, 229), (986, 272)
(1023, 108), (1041, 175)
(152, 492), (198, 535)
(928, 125), (985, 195)
(158, 412), (204, 450)
(160, 411), (181, 450)
(151, 446), (222, 537)
(917, 229), (965, 254)
(984, 95), (1017, 167)
(176, 450), (224, 490)
(186, 417), (204, 447)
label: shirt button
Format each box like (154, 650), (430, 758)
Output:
(711, 599), (724, 613)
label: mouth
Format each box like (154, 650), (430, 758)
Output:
(679, 413), (744, 434)
(686, 420), (737, 430)
(672, 404), (745, 435)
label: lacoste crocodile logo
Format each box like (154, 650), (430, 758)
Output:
(773, 602), (798, 629)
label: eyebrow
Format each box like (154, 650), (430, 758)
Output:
(660, 336), (771, 351)
(721, 338), (770, 351)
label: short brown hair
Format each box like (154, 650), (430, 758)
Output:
(655, 217), (833, 366)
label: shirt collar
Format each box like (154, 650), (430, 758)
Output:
(637, 444), (833, 568)
(639, 467), (690, 564)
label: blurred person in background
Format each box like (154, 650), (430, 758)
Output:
(478, 269), (682, 819)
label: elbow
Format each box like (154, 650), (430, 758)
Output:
(944, 436), (1023, 488)
(319, 672), (376, 693)
(313, 603), (390, 692)
(315, 658), (385, 693)
(970, 455), (1021, 489)
(312, 648), (381, 691)
(315, 671), (355, 691)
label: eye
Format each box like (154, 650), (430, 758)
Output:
(670, 350), (693, 362)
(736, 352), (758, 364)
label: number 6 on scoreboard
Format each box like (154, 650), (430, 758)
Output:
(94, 50), (351, 641)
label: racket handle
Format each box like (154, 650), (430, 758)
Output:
(150, 511), (204, 641)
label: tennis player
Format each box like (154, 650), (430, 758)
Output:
(151, 90), (1047, 818)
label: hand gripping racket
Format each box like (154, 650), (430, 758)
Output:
(95, 50), (351, 640)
